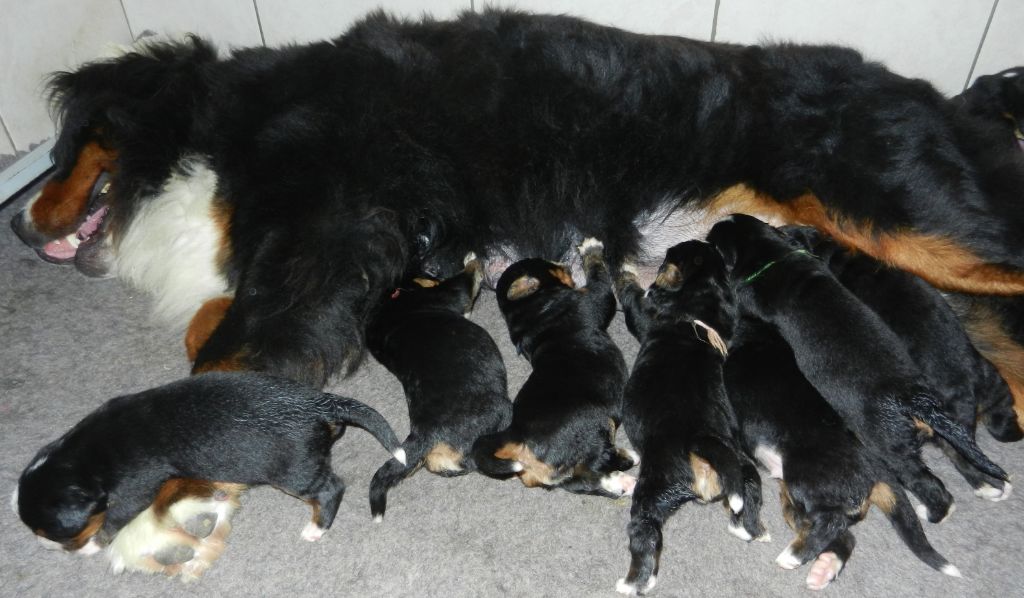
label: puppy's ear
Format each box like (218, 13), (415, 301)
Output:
(548, 266), (575, 288)
(653, 263), (683, 291)
(506, 275), (541, 300)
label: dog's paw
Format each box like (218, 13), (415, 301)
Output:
(775, 544), (803, 570)
(805, 551), (844, 590)
(463, 251), (478, 267)
(615, 575), (657, 595)
(578, 237), (604, 256)
(974, 481), (1012, 502)
(301, 521), (325, 542)
(601, 471), (637, 497)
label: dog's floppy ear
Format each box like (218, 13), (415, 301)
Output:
(654, 263), (683, 291)
(506, 275), (541, 300)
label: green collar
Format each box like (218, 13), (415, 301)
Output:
(741, 249), (812, 285)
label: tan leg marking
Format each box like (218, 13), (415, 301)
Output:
(185, 297), (234, 362)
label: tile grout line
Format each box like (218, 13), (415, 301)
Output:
(964, 0), (999, 91)
(118, 0), (135, 40)
(0, 110), (16, 154)
(710, 0), (721, 42)
(253, 0), (267, 46)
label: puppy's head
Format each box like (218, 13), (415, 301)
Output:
(14, 444), (107, 551)
(648, 240), (735, 346)
(957, 67), (1024, 151)
(707, 213), (794, 279)
(495, 258), (577, 349)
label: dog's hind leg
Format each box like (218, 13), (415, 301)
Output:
(615, 474), (695, 596)
(874, 480), (960, 576)
(893, 455), (955, 523)
(729, 458), (769, 542)
(804, 530), (855, 591)
(290, 469), (345, 542)
(934, 438), (1012, 501)
(369, 433), (432, 521)
(775, 508), (848, 572)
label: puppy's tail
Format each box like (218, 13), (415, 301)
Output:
(470, 430), (523, 478)
(320, 393), (406, 463)
(369, 433), (432, 521)
(689, 436), (746, 515)
(874, 480), (961, 577)
(909, 392), (1008, 481)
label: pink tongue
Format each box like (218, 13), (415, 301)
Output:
(40, 206), (108, 261)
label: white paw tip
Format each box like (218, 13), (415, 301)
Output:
(615, 579), (636, 595)
(776, 547), (802, 570)
(645, 575), (657, 592)
(372, 515), (383, 524)
(620, 262), (640, 276)
(301, 522), (324, 542)
(10, 484), (18, 517)
(915, 503), (929, 520)
(600, 471), (637, 496)
(579, 237), (604, 251)
(942, 564), (962, 578)
(756, 531), (772, 543)
(75, 537), (102, 556)
(975, 482), (1012, 502)
(728, 494), (744, 514)
(511, 461), (524, 473)
(624, 448), (641, 466)
(463, 251), (477, 264)
(727, 522), (753, 541)
(393, 448), (407, 465)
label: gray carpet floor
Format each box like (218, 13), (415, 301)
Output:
(1, 180), (1022, 598)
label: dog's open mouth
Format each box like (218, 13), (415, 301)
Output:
(37, 174), (112, 266)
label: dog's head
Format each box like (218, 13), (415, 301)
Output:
(645, 240), (736, 348)
(495, 258), (578, 352)
(14, 442), (107, 552)
(707, 213), (796, 279)
(10, 37), (217, 277)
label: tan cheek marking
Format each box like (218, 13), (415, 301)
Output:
(30, 142), (117, 238)
(706, 184), (1024, 295)
(654, 263), (682, 289)
(67, 511), (106, 550)
(689, 453), (722, 502)
(912, 418), (934, 437)
(424, 443), (464, 473)
(185, 297), (235, 362)
(412, 278), (440, 288)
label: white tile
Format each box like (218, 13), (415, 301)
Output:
(257, 0), (471, 47)
(484, 0), (718, 40)
(716, 0), (992, 96)
(971, 0), (1024, 84)
(122, 0), (263, 49)
(0, 0), (132, 150)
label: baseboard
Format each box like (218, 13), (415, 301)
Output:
(0, 138), (54, 207)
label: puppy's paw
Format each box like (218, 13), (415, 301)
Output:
(601, 471), (637, 497)
(578, 237), (604, 255)
(775, 544), (803, 570)
(463, 251), (478, 267)
(727, 521), (753, 542)
(615, 575), (657, 595)
(805, 551), (844, 590)
(300, 522), (325, 542)
(974, 481), (1012, 502)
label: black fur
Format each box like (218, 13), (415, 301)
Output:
(15, 372), (401, 548)
(365, 258), (512, 519)
(725, 315), (955, 587)
(473, 241), (636, 497)
(706, 214), (1008, 524)
(787, 226), (1022, 490)
(614, 240), (763, 595)
(12, 10), (1024, 388)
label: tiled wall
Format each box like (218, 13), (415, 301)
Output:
(2, 0), (1023, 154)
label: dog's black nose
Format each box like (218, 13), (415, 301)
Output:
(10, 210), (50, 249)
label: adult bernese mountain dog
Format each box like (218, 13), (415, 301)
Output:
(8, 8), (1024, 577)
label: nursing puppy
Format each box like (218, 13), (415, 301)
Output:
(366, 254), (512, 520)
(707, 214), (1008, 524)
(787, 226), (1020, 499)
(614, 240), (765, 596)
(726, 315), (960, 590)
(473, 239), (637, 497)
(14, 372), (404, 563)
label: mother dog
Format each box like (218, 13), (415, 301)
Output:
(12, 9), (1024, 387)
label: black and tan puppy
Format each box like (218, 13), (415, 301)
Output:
(14, 372), (404, 558)
(707, 214), (1008, 524)
(365, 254), (513, 520)
(473, 239), (637, 497)
(787, 226), (1020, 500)
(614, 240), (765, 596)
(726, 315), (960, 590)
